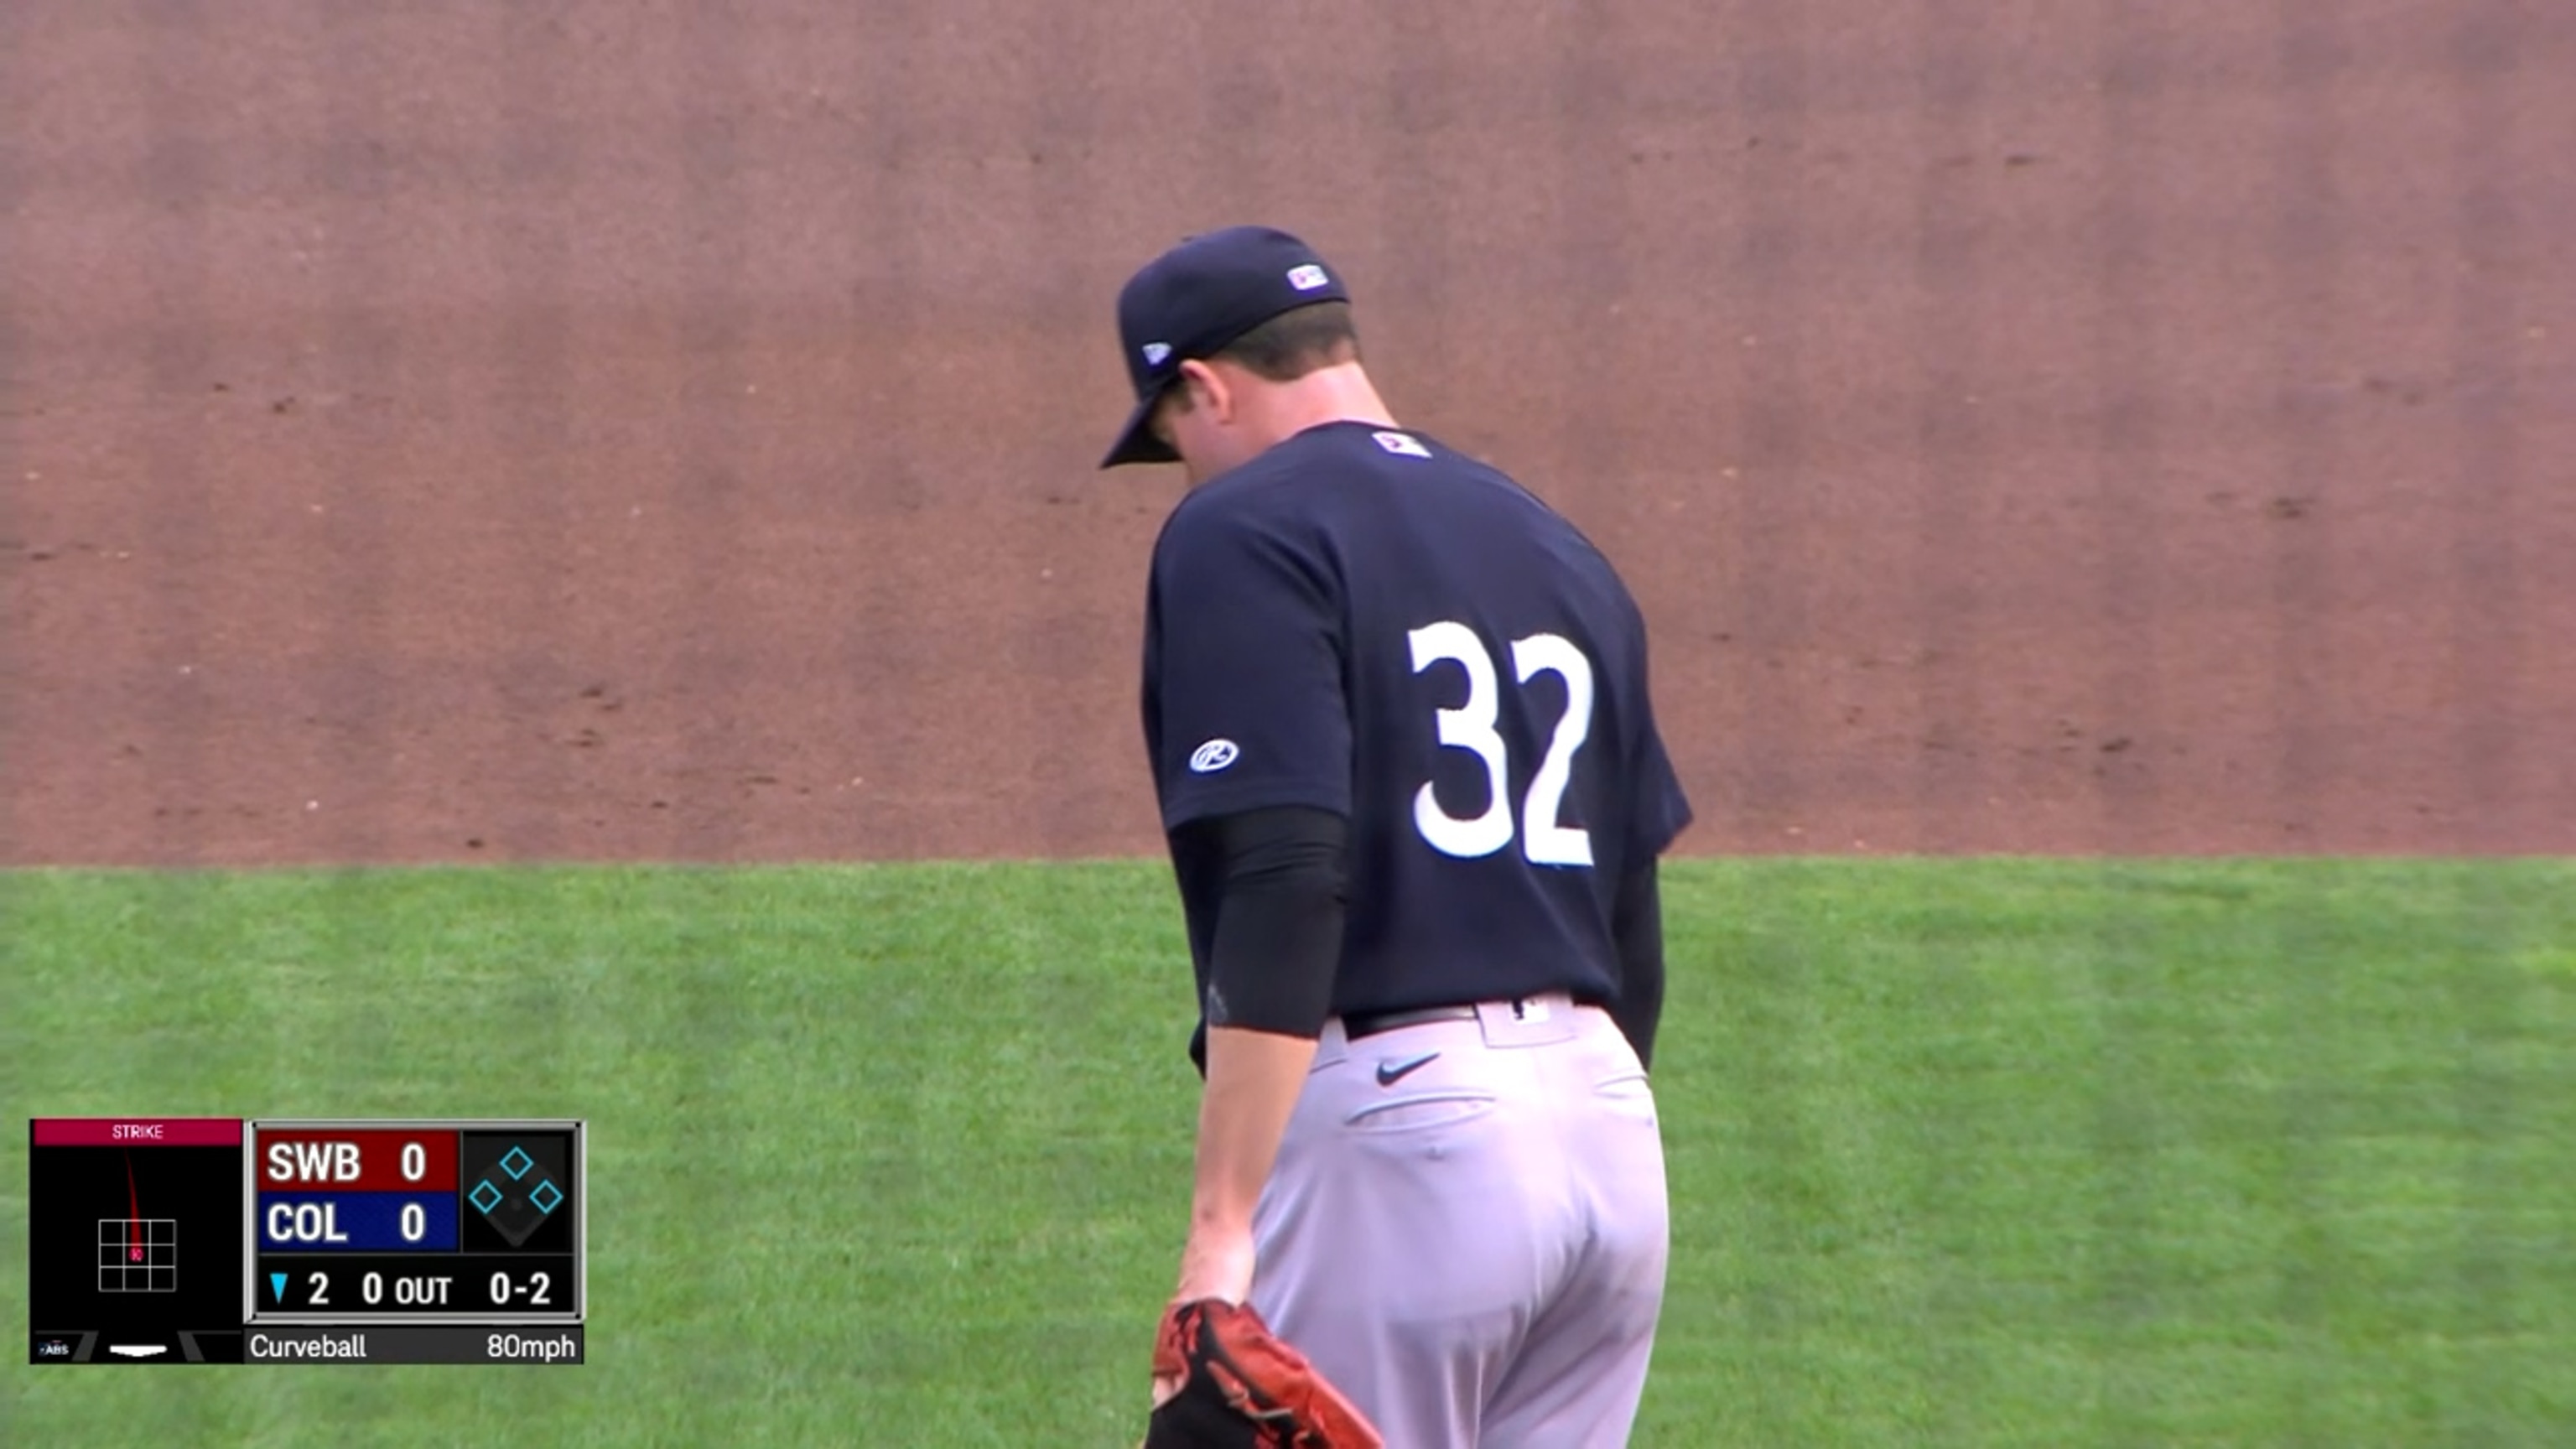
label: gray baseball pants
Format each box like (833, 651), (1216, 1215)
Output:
(1249, 993), (1670, 1447)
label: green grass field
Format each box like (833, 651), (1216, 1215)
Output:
(5, 859), (2572, 1446)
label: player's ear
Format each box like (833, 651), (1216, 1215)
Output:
(1176, 360), (1233, 423)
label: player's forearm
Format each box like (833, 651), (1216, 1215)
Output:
(1189, 1026), (1317, 1233)
(1167, 806), (1346, 1291)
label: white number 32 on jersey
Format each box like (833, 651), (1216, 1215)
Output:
(1407, 621), (1596, 866)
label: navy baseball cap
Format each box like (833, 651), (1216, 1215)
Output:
(1099, 226), (1352, 469)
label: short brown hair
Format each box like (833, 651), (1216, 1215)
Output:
(1212, 300), (1361, 381)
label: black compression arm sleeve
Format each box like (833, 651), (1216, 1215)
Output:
(1609, 856), (1666, 1071)
(1176, 805), (1349, 1044)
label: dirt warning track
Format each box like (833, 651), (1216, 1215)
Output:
(3, 2), (2568, 866)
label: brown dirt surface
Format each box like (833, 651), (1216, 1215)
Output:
(4, 1), (2570, 867)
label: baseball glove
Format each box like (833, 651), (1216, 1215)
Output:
(1144, 1298), (1384, 1448)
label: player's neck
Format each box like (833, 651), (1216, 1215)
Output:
(1262, 362), (1399, 444)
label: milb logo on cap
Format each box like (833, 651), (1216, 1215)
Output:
(1286, 264), (1330, 291)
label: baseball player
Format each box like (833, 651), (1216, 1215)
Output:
(1104, 226), (1694, 1446)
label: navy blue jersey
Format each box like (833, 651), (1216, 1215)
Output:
(1141, 420), (1692, 1023)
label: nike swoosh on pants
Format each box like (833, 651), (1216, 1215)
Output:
(1375, 1052), (1440, 1086)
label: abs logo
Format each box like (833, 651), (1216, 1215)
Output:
(1188, 739), (1240, 774)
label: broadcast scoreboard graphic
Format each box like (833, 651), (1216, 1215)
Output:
(29, 1119), (585, 1365)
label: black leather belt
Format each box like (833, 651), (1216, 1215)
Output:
(1341, 1005), (1481, 1041)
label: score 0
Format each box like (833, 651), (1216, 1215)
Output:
(261, 1142), (437, 1244)
(258, 1130), (460, 1249)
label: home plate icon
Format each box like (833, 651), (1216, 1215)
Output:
(461, 1137), (569, 1248)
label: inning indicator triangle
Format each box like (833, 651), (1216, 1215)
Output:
(270, 1271), (288, 1301)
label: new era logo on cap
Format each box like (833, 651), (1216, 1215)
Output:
(1286, 263), (1331, 291)
(1142, 341), (1172, 366)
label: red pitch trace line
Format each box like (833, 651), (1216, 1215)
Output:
(125, 1152), (143, 1262)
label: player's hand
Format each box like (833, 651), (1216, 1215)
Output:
(1145, 1297), (1387, 1447)
(1154, 1225), (1256, 1406)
